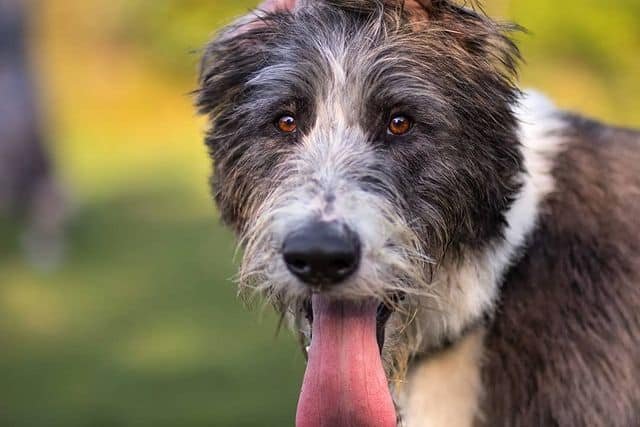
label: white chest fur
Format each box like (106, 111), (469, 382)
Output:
(400, 329), (486, 427)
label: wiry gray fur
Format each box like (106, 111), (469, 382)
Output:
(197, 0), (521, 383)
(196, 1), (640, 425)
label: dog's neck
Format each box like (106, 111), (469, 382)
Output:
(392, 91), (566, 426)
(402, 91), (565, 356)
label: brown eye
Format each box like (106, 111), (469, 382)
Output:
(388, 115), (412, 136)
(276, 115), (297, 133)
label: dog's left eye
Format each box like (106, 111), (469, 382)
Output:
(388, 115), (413, 136)
(275, 114), (297, 133)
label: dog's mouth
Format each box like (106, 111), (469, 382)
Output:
(303, 296), (397, 355)
(296, 295), (398, 427)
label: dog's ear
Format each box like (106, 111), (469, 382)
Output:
(258, 0), (300, 12)
(221, 0), (302, 40)
(404, 0), (433, 15)
(197, 1), (303, 117)
(402, 0), (469, 23)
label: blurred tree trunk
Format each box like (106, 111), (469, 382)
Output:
(0, 0), (66, 267)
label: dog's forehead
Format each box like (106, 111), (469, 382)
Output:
(258, 10), (409, 82)
(242, 9), (452, 132)
(247, 15), (368, 89)
(249, 35), (410, 122)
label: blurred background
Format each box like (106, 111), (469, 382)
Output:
(0, 0), (638, 426)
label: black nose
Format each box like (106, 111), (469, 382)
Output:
(282, 222), (361, 287)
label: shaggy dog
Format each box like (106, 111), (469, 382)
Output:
(196, 1), (640, 425)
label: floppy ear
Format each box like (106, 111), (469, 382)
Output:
(197, 0), (302, 117)
(218, 0), (302, 40)
(403, 0), (466, 23)
(404, 0), (433, 14)
(258, 0), (300, 11)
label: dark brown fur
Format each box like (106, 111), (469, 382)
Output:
(482, 118), (640, 426)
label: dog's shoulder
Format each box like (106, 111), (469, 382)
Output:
(482, 91), (640, 426)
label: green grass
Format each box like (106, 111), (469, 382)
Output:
(0, 184), (304, 427)
(1, 3), (311, 418)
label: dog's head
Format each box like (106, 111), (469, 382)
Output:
(197, 0), (522, 424)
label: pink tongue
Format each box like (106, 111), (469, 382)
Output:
(296, 295), (396, 427)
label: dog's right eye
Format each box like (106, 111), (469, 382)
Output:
(275, 115), (297, 133)
(388, 115), (413, 136)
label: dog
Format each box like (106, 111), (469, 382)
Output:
(196, 1), (640, 425)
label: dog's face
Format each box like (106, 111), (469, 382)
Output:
(198, 0), (522, 417)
